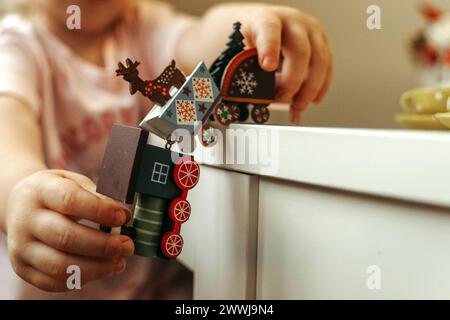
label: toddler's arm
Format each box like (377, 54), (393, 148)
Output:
(0, 97), (134, 292)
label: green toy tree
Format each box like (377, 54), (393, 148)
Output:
(210, 22), (245, 87)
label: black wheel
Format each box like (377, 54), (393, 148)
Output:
(250, 105), (270, 124)
(237, 104), (249, 122)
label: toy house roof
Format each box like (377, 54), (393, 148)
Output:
(139, 61), (221, 139)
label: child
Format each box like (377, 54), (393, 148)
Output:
(0, 0), (333, 299)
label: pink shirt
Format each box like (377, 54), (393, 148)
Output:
(0, 2), (194, 299)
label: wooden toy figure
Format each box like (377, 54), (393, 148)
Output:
(116, 58), (186, 106)
(210, 22), (276, 124)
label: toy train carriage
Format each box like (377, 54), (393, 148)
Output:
(139, 61), (222, 146)
(116, 59), (223, 146)
(97, 124), (199, 259)
(210, 22), (276, 124)
(220, 48), (275, 124)
(133, 144), (199, 259)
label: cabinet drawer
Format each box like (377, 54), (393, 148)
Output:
(257, 178), (450, 299)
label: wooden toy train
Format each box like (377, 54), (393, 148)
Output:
(97, 124), (199, 259)
(116, 22), (275, 146)
(96, 22), (274, 260)
(210, 21), (276, 125)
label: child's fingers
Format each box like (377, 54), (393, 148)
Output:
(21, 241), (126, 284)
(250, 13), (282, 71)
(51, 169), (128, 206)
(51, 169), (130, 216)
(47, 169), (97, 193)
(292, 31), (329, 111)
(54, 169), (98, 194)
(314, 46), (334, 104)
(290, 43), (332, 124)
(276, 26), (311, 103)
(38, 173), (130, 227)
(289, 108), (301, 125)
(13, 263), (69, 292)
(31, 209), (134, 258)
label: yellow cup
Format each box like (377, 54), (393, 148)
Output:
(400, 87), (450, 114)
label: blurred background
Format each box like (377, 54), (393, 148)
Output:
(168, 0), (450, 129)
(1, 0), (449, 129)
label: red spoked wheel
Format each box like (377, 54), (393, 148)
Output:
(169, 198), (191, 223)
(250, 105), (270, 124)
(173, 157), (200, 190)
(161, 232), (183, 258)
(214, 103), (239, 126)
(200, 123), (218, 147)
(229, 104), (240, 123)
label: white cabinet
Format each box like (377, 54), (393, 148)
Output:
(178, 125), (450, 300)
(179, 166), (258, 299)
(257, 179), (450, 299)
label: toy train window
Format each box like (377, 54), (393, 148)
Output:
(151, 162), (170, 185)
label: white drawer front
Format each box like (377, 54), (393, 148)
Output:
(257, 178), (450, 299)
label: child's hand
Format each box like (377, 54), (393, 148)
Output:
(5, 169), (134, 292)
(241, 6), (333, 123)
